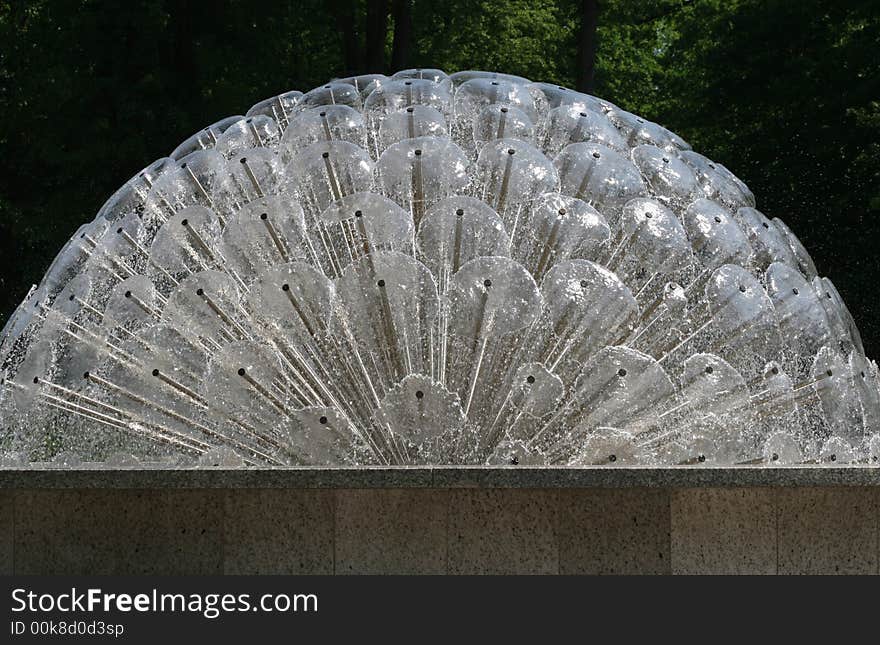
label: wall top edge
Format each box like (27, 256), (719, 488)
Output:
(1, 465), (879, 489)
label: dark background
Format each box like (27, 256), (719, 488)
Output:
(1, 0), (877, 355)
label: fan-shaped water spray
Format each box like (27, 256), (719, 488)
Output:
(1, 68), (878, 468)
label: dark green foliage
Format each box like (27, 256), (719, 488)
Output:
(1, 0), (877, 353)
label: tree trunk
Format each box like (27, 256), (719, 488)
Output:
(576, 0), (599, 94)
(330, 0), (361, 76)
(390, 0), (413, 71)
(365, 0), (389, 73)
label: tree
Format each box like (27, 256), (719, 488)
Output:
(576, 0), (599, 93)
(365, 0), (389, 73)
(329, 0), (362, 76)
(391, 0), (414, 71)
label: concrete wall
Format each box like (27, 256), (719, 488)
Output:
(1, 486), (878, 574)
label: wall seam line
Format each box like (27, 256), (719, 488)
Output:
(331, 489), (337, 575)
(774, 488), (779, 575)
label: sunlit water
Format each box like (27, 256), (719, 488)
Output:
(1, 69), (878, 469)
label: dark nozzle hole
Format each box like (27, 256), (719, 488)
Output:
(483, 279), (492, 288)
(377, 279), (386, 287)
(618, 368), (627, 377)
(237, 368), (246, 376)
(319, 416), (328, 424)
(415, 390), (424, 399)
(705, 366), (714, 374)
(282, 284), (290, 292)
(526, 375), (535, 384)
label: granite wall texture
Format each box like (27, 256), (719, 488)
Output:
(1, 484), (878, 575)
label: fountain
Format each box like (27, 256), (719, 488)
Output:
(1, 68), (878, 469)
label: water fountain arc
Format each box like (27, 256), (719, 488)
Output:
(1, 68), (878, 470)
